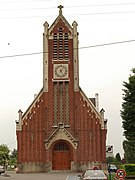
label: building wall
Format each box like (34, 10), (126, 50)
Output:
(16, 90), (107, 172)
(16, 7), (107, 173)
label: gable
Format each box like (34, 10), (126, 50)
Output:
(80, 87), (102, 123)
(44, 123), (78, 149)
(49, 14), (73, 34)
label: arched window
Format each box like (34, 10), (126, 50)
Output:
(53, 142), (69, 151)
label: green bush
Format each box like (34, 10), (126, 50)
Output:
(121, 164), (135, 176)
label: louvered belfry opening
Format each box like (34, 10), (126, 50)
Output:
(53, 27), (69, 61)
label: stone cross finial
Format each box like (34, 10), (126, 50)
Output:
(58, 5), (64, 15)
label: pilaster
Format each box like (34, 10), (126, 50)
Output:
(72, 21), (79, 91)
(43, 22), (49, 92)
(16, 109), (23, 131)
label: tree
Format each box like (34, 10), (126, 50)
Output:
(9, 149), (17, 166)
(106, 156), (116, 164)
(0, 144), (10, 166)
(10, 149), (17, 159)
(123, 140), (135, 163)
(115, 153), (121, 162)
(121, 68), (135, 163)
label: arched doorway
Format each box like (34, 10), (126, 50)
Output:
(52, 141), (71, 170)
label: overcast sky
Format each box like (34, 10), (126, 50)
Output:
(0, 0), (135, 158)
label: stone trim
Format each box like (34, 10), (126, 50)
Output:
(80, 87), (102, 121)
(44, 123), (78, 149)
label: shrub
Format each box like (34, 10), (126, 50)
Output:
(122, 164), (135, 176)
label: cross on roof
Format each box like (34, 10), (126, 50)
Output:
(58, 5), (64, 15)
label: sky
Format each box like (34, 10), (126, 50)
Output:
(0, 0), (135, 158)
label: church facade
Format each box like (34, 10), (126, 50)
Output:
(16, 5), (107, 173)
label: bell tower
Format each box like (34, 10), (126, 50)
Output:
(43, 5), (79, 91)
(43, 6), (79, 126)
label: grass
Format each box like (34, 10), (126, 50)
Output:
(107, 173), (117, 180)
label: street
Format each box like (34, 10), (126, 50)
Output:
(0, 171), (81, 180)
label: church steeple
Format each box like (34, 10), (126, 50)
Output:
(58, 4), (64, 15)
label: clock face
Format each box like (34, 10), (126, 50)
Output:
(54, 64), (68, 79)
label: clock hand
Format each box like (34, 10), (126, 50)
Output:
(59, 66), (64, 75)
(59, 68), (63, 75)
(61, 66), (64, 74)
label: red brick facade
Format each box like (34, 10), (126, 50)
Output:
(16, 6), (107, 173)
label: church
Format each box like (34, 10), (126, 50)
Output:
(16, 5), (107, 173)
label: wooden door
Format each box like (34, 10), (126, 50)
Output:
(52, 142), (71, 170)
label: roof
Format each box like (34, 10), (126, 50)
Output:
(48, 5), (73, 34)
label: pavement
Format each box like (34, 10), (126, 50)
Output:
(0, 171), (81, 180)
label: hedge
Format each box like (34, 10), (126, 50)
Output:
(121, 164), (135, 176)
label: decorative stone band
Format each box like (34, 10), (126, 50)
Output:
(44, 123), (78, 149)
